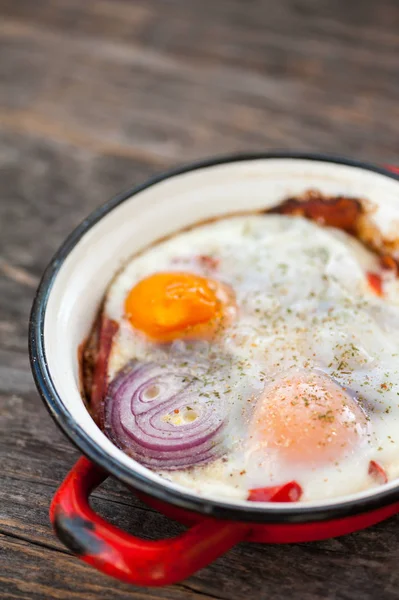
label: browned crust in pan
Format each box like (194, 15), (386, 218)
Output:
(267, 189), (364, 232)
(267, 189), (399, 272)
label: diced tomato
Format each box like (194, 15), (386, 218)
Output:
(368, 460), (388, 484)
(367, 272), (383, 296)
(380, 254), (398, 273)
(198, 255), (219, 270)
(248, 481), (303, 502)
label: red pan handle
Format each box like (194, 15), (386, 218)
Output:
(50, 457), (249, 586)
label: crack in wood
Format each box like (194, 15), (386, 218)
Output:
(179, 582), (225, 600)
(0, 531), (224, 599)
(0, 472), (160, 514)
(0, 107), (173, 166)
(0, 528), (70, 556)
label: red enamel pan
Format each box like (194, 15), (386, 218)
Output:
(29, 153), (399, 587)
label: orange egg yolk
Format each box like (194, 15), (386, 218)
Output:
(125, 271), (235, 342)
(251, 371), (368, 467)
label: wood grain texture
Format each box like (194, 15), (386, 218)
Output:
(0, 0), (398, 598)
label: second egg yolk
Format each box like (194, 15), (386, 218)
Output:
(251, 370), (368, 467)
(125, 271), (235, 342)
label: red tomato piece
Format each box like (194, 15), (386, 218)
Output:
(248, 481), (303, 502)
(368, 460), (388, 484)
(198, 255), (219, 270)
(367, 272), (383, 296)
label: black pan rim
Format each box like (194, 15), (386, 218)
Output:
(29, 150), (399, 524)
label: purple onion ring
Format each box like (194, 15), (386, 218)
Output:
(104, 359), (227, 469)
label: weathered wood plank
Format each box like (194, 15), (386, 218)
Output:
(3, 471), (399, 600)
(0, 535), (218, 600)
(0, 0), (398, 164)
(0, 474), (185, 555)
(1, 0), (399, 597)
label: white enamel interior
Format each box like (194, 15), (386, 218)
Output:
(44, 158), (399, 510)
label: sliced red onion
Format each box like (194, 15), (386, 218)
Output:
(104, 359), (227, 469)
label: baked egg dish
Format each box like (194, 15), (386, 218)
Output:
(82, 191), (399, 503)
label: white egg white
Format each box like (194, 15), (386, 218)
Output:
(105, 214), (399, 503)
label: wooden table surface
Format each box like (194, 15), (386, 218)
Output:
(1, 0), (399, 598)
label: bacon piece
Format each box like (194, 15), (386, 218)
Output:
(81, 313), (100, 402)
(248, 481), (303, 502)
(90, 314), (119, 428)
(368, 460), (388, 484)
(268, 191), (363, 232)
(367, 272), (383, 296)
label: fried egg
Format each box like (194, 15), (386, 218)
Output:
(104, 214), (399, 502)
